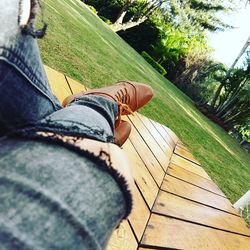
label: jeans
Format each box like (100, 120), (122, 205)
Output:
(0, 1), (130, 249)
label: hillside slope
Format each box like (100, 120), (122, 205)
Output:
(39, 0), (250, 202)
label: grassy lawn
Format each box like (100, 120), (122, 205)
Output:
(39, 0), (250, 203)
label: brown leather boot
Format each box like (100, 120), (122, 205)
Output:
(115, 120), (131, 147)
(62, 80), (154, 125)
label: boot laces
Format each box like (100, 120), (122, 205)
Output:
(115, 88), (134, 126)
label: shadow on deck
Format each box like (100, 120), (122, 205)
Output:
(45, 65), (250, 249)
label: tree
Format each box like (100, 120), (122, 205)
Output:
(110, 0), (165, 32)
(211, 35), (250, 107)
(108, 0), (235, 32)
(168, 0), (235, 31)
(208, 60), (250, 130)
(173, 51), (224, 103)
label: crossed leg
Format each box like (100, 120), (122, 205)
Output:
(0, 1), (131, 249)
(0, 1), (153, 249)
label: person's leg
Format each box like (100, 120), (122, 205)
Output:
(0, 0), (61, 134)
(0, 137), (132, 250)
(0, 1), (153, 249)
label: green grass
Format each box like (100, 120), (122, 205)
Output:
(39, 0), (250, 203)
(241, 203), (250, 227)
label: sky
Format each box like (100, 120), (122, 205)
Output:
(208, 2), (250, 68)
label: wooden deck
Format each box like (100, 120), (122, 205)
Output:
(45, 66), (250, 250)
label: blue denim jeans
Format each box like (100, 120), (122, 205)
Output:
(0, 1), (130, 249)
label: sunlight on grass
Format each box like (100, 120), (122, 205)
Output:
(174, 98), (238, 158)
(43, 2), (61, 15)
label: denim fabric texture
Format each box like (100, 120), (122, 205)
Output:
(0, 0), (129, 249)
(0, 137), (126, 250)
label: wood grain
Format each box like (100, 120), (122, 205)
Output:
(149, 120), (176, 149)
(137, 114), (174, 154)
(128, 114), (170, 171)
(161, 124), (179, 144)
(174, 145), (200, 165)
(128, 185), (151, 241)
(171, 154), (211, 180)
(123, 116), (165, 187)
(142, 214), (250, 249)
(153, 191), (250, 236)
(161, 175), (238, 215)
(107, 220), (137, 250)
(176, 141), (189, 151)
(167, 163), (225, 197)
(123, 140), (159, 208)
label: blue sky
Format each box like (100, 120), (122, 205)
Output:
(208, 2), (250, 67)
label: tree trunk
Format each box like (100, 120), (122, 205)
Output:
(114, 0), (133, 25)
(216, 78), (247, 115)
(210, 82), (224, 108)
(216, 93), (238, 117)
(110, 16), (147, 32)
(240, 138), (247, 145)
(223, 109), (250, 127)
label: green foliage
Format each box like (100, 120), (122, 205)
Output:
(99, 15), (112, 25)
(236, 124), (250, 143)
(167, 0), (235, 32)
(151, 21), (210, 81)
(241, 203), (250, 227)
(174, 50), (227, 104)
(141, 51), (167, 75)
(214, 62), (250, 129)
(85, 4), (98, 14)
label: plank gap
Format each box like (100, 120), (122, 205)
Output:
(128, 116), (168, 173)
(159, 188), (239, 217)
(174, 152), (202, 167)
(64, 75), (74, 95)
(151, 212), (250, 238)
(166, 171), (227, 198)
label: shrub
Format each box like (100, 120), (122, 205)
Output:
(85, 4), (98, 14)
(99, 16), (112, 25)
(141, 51), (167, 76)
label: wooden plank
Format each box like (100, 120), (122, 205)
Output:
(137, 114), (174, 155)
(167, 163), (226, 197)
(128, 185), (150, 241)
(128, 114), (170, 171)
(171, 154), (211, 180)
(142, 214), (250, 249)
(161, 124), (179, 144)
(44, 65), (72, 103)
(138, 248), (157, 250)
(153, 191), (250, 236)
(123, 116), (165, 187)
(65, 75), (88, 93)
(107, 220), (137, 250)
(161, 175), (238, 215)
(123, 140), (159, 208)
(176, 144), (189, 151)
(176, 143), (190, 152)
(176, 141), (189, 151)
(150, 120), (176, 149)
(174, 145), (200, 165)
